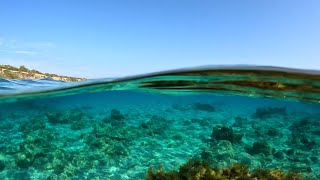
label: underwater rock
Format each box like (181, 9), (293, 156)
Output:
(172, 103), (189, 111)
(192, 103), (215, 112)
(0, 159), (5, 171)
(70, 120), (86, 130)
(110, 109), (125, 121)
(252, 106), (287, 119)
(291, 130), (317, 149)
(211, 125), (243, 144)
(267, 127), (282, 137)
(285, 149), (296, 156)
(190, 118), (211, 126)
(140, 115), (171, 135)
(290, 117), (318, 133)
(248, 141), (273, 156)
(274, 151), (285, 159)
(104, 109), (125, 126)
(19, 117), (46, 134)
(46, 112), (68, 124)
(46, 109), (84, 124)
(4, 144), (21, 154)
(11, 170), (32, 180)
(201, 140), (235, 164)
(47, 174), (58, 180)
(15, 152), (34, 168)
(232, 116), (248, 127)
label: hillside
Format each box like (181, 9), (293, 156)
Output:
(0, 65), (86, 82)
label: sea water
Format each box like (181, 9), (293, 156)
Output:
(0, 66), (319, 179)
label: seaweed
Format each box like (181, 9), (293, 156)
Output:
(146, 159), (303, 180)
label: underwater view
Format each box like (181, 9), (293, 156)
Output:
(0, 66), (319, 180)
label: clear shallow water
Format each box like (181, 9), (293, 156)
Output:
(0, 66), (319, 179)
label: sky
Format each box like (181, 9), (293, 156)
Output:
(0, 0), (319, 78)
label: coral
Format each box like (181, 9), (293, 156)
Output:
(211, 125), (243, 144)
(248, 141), (273, 156)
(252, 106), (287, 119)
(146, 160), (303, 180)
(193, 103), (215, 112)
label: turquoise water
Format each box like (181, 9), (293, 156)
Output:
(0, 66), (319, 179)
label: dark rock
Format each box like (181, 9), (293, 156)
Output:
(12, 170), (31, 180)
(172, 104), (188, 111)
(47, 174), (58, 180)
(104, 109), (125, 126)
(110, 109), (125, 121)
(191, 118), (211, 126)
(140, 122), (149, 129)
(252, 107), (287, 119)
(15, 153), (34, 168)
(290, 117), (318, 132)
(310, 156), (318, 163)
(201, 140), (235, 164)
(285, 149), (295, 156)
(267, 128), (281, 137)
(46, 109), (84, 124)
(140, 115), (171, 135)
(46, 112), (68, 124)
(4, 144), (21, 154)
(300, 137), (316, 148)
(211, 126), (243, 144)
(274, 151), (285, 159)
(0, 159), (5, 171)
(19, 118), (46, 134)
(249, 142), (272, 156)
(70, 120), (86, 130)
(254, 130), (264, 137)
(193, 103), (215, 112)
(233, 116), (247, 127)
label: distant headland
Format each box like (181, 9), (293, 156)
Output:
(0, 65), (86, 82)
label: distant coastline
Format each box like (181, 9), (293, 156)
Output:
(0, 65), (86, 82)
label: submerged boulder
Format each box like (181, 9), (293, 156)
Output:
(104, 109), (125, 126)
(211, 125), (243, 144)
(193, 103), (215, 112)
(19, 117), (46, 134)
(201, 140), (235, 164)
(248, 141), (273, 156)
(46, 109), (85, 124)
(15, 152), (34, 168)
(252, 107), (287, 119)
(0, 159), (5, 171)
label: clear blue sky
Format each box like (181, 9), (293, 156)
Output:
(0, 0), (319, 78)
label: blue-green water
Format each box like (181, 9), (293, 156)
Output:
(0, 66), (319, 179)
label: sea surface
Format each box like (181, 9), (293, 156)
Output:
(0, 66), (319, 180)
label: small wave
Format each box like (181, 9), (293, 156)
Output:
(0, 65), (319, 103)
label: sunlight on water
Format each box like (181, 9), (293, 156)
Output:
(0, 66), (319, 179)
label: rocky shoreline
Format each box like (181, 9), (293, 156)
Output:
(0, 65), (86, 82)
